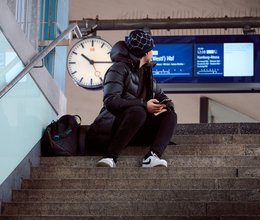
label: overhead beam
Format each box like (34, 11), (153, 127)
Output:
(70, 17), (260, 36)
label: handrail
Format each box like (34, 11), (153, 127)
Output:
(0, 23), (81, 99)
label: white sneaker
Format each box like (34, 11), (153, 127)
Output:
(142, 151), (167, 168)
(96, 158), (116, 168)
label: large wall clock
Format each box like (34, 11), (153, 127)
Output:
(67, 37), (112, 89)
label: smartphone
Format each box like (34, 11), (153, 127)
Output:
(160, 98), (171, 104)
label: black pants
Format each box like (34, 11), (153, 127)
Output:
(105, 106), (177, 159)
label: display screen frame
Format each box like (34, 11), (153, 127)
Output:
(152, 34), (260, 93)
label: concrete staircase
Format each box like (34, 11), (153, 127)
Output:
(1, 123), (260, 219)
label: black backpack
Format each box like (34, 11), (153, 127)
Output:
(41, 114), (86, 156)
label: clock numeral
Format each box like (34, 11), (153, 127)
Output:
(90, 78), (93, 85)
(69, 62), (76, 64)
(71, 71), (77, 75)
(101, 43), (105, 48)
(99, 77), (103, 82)
(79, 77), (83, 83)
(91, 40), (94, 47)
(81, 43), (84, 48)
(72, 51), (78, 55)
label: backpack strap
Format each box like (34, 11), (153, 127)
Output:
(77, 125), (88, 155)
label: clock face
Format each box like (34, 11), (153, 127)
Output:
(67, 37), (112, 89)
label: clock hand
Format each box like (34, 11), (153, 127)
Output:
(81, 54), (94, 65)
(81, 56), (101, 77)
(93, 61), (112, 64)
(81, 54), (112, 64)
(92, 64), (101, 77)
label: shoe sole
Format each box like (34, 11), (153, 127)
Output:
(96, 162), (114, 168)
(154, 164), (167, 167)
(142, 164), (167, 168)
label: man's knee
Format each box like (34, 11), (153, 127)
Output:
(125, 106), (147, 121)
(160, 110), (177, 132)
(162, 109), (177, 122)
(171, 110), (177, 124)
(130, 105), (147, 115)
(117, 106), (147, 126)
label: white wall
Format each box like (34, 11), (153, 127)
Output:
(66, 0), (260, 125)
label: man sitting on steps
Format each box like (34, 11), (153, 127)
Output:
(86, 29), (177, 168)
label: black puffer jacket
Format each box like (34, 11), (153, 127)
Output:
(86, 41), (174, 150)
(103, 41), (174, 114)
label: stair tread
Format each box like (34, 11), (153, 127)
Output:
(121, 144), (260, 156)
(30, 166), (260, 178)
(3, 201), (260, 216)
(0, 215), (260, 220)
(21, 177), (260, 190)
(11, 189), (260, 203)
(39, 155), (260, 167)
(3, 125), (260, 218)
(173, 134), (260, 145)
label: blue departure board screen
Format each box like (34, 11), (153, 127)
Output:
(152, 35), (260, 92)
(152, 44), (192, 77)
(195, 43), (224, 76)
(194, 43), (253, 77)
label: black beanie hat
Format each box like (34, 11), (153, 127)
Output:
(125, 30), (154, 58)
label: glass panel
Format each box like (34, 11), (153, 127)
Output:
(208, 99), (257, 123)
(0, 29), (57, 184)
(0, 73), (57, 184)
(0, 31), (24, 91)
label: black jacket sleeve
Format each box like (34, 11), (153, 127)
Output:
(154, 81), (175, 111)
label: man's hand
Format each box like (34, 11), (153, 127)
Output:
(146, 99), (166, 114)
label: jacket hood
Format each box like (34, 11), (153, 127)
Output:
(110, 41), (140, 66)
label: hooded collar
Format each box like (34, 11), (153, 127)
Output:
(110, 41), (140, 68)
(110, 41), (156, 69)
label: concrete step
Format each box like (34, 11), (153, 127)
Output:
(11, 189), (260, 202)
(31, 166), (239, 179)
(81, 123), (260, 136)
(21, 178), (260, 190)
(0, 216), (188, 220)
(40, 155), (260, 168)
(175, 123), (260, 135)
(31, 166), (260, 178)
(0, 201), (206, 216)
(173, 134), (260, 145)
(1, 215), (260, 220)
(238, 167), (260, 178)
(2, 201), (260, 216)
(121, 144), (260, 156)
(2, 125), (260, 219)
